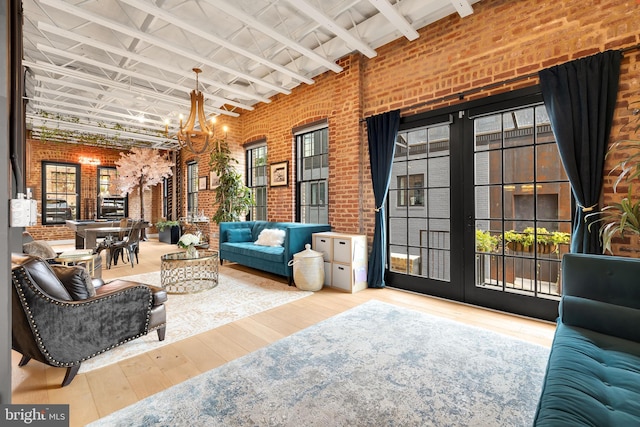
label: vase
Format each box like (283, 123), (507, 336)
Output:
(186, 245), (198, 258)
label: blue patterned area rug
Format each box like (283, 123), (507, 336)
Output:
(88, 300), (549, 427)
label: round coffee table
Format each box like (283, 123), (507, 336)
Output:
(160, 250), (219, 293)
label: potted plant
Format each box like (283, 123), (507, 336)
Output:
(502, 227), (570, 254)
(476, 229), (499, 252)
(209, 138), (254, 224)
(156, 219), (181, 244)
(587, 103), (640, 253)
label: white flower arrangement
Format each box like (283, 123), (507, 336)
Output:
(178, 233), (200, 248)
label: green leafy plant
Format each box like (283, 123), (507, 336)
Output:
(209, 138), (254, 224)
(476, 229), (499, 252)
(587, 103), (640, 254)
(155, 219), (180, 232)
(588, 186), (640, 254)
(502, 227), (570, 253)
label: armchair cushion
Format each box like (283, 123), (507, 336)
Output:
(50, 264), (96, 300)
(15, 254), (73, 301)
(23, 240), (58, 260)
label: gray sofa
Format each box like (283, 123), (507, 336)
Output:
(219, 221), (331, 285)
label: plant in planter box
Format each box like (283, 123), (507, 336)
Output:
(475, 229), (499, 252)
(503, 227), (570, 254)
(155, 219), (181, 244)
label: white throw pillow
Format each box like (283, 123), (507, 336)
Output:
(255, 229), (286, 247)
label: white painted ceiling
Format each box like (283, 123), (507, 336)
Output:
(22, 0), (481, 150)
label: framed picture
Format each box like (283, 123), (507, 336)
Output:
(270, 161), (288, 187)
(209, 171), (220, 189)
(198, 176), (208, 190)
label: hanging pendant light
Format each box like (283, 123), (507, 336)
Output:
(177, 67), (217, 155)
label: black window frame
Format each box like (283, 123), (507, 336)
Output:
(96, 165), (128, 220)
(295, 126), (329, 223)
(246, 142), (268, 221)
(41, 161), (80, 225)
(187, 161), (198, 217)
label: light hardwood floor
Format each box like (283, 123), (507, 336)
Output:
(11, 239), (556, 427)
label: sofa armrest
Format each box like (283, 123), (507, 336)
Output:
(283, 224), (332, 262)
(560, 253), (640, 341)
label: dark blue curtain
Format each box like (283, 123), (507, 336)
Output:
(539, 50), (622, 254)
(366, 110), (401, 288)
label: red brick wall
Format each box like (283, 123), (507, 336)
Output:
(24, 0), (640, 257)
(25, 139), (158, 241)
(237, 0), (640, 256)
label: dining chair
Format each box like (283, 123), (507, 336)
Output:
(108, 220), (143, 269)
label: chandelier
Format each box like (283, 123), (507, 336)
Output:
(177, 67), (218, 155)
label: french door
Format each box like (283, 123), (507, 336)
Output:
(387, 88), (569, 321)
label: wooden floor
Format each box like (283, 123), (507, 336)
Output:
(11, 239), (556, 427)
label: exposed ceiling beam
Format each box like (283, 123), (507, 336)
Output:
(27, 115), (174, 148)
(450, 0), (474, 18)
(202, 0), (343, 73)
(36, 43), (254, 111)
(284, 0), (378, 58)
(30, 94), (167, 128)
(121, 0), (313, 86)
(30, 100), (165, 132)
(34, 87), (168, 123)
(367, 0), (419, 41)
(38, 0), (291, 95)
(33, 75), (186, 118)
(37, 22), (271, 104)
(24, 60), (241, 118)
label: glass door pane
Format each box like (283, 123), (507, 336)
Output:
(389, 125), (451, 282)
(474, 105), (571, 300)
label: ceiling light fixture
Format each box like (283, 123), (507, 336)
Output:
(177, 67), (220, 155)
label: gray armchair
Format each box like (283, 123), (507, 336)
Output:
(11, 253), (167, 387)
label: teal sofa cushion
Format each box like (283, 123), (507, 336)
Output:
(534, 253), (640, 426)
(221, 242), (284, 263)
(227, 228), (253, 243)
(534, 322), (640, 426)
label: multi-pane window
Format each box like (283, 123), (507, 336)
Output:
(42, 162), (79, 225)
(397, 174), (425, 207)
(246, 143), (267, 220)
(162, 177), (170, 219)
(187, 162), (198, 217)
(96, 166), (127, 219)
(296, 127), (329, 223)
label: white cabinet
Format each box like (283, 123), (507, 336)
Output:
(312, 232), (368, 293)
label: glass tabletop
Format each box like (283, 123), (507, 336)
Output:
(161, 250), (218, 262)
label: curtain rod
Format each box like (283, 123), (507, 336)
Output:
(361, 43), (640, 122)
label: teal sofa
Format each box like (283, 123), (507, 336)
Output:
(219, 221), (331, 285)
(533, 253), (640, 425)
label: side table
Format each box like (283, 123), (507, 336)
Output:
(160, 250), (219, 293)
(55, 251), (97, 277)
